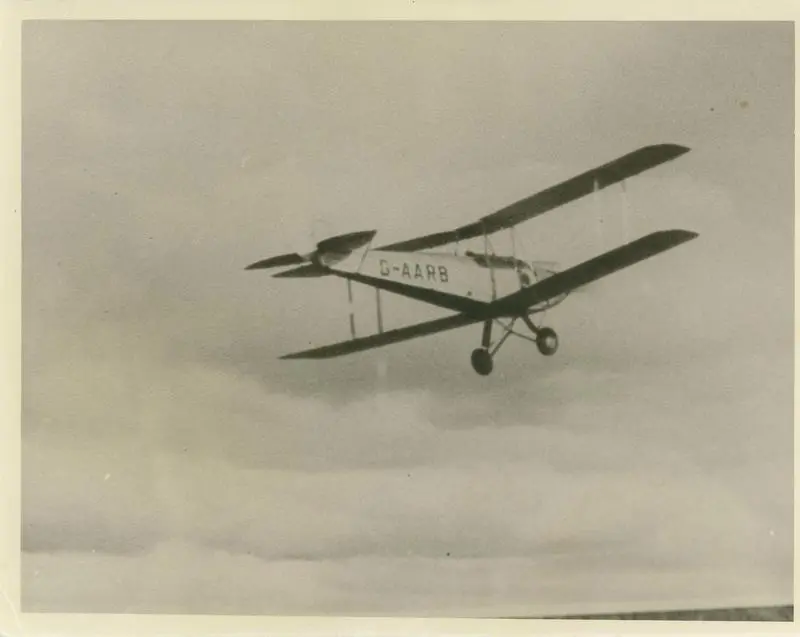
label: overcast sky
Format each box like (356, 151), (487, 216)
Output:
(21, 21), (793, 616)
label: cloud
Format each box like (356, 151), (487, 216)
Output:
(22, 341), (791, 567)
(23, 418), (793, 614)
(23, 533), (791, 617)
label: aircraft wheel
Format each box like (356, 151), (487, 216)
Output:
(536, 327), (559, 356)
(470, 348), (494, 376)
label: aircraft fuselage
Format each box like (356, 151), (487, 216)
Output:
(323, 247), (569, 312)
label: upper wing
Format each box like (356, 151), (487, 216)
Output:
(379, 144), (690, 252)
(281, 313), (481, 359)
(491, 229), (698, 315)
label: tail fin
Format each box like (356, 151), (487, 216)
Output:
(315, 230), (377, 265)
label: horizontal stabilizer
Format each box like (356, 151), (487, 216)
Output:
(273, 264), (330, 278)
(245, 252), (306, 270)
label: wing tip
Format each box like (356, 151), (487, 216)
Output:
(661, 142), (691, 152)
(670, 228), (699, 241)
(644, 228), (699, 250)
(639, 143), (692, 160)
(280, 350), (328, 360)
(650, 228), (698, 238)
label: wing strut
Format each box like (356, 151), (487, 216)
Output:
(619, 179), (632, 242)
(483, 224), (498, 300)
(375, 289), (384, 334)
(592, 175), (603, 248)
(510, 226), (517, 262)
(347, 280), (356, 339)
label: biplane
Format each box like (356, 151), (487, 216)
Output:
(246, 144), (697, 375)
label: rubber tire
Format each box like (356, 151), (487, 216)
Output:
(536, 327), (559, 356)
(470, 348), (494, 376)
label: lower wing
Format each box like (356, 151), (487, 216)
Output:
(279, 229), (698, 360)
(491, 229), (698, 315)
(280, 313), (481, 359)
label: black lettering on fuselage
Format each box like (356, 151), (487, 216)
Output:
(377, 259), (449, 284)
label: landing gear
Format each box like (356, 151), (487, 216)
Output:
(471, 319), (496, 376)
(535, 326), (559, 356)
(522, 315), (559, 357)
(470, 348), (494, 376)
(469, 317), (559, 375)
